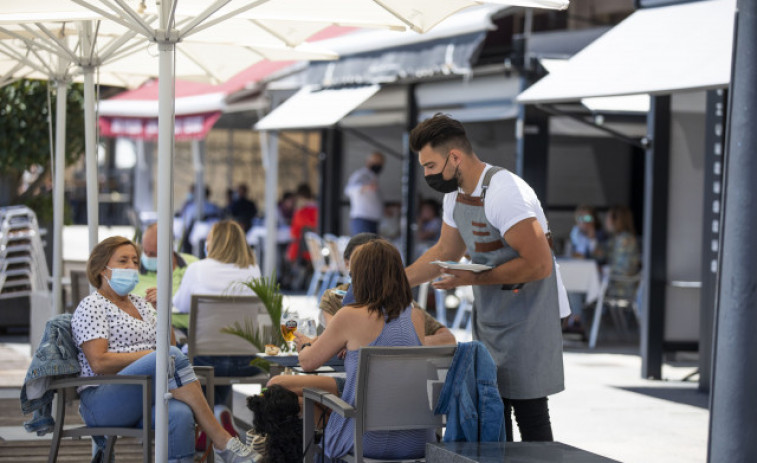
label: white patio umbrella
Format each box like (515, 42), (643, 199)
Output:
(0, 12), (337, 318)
(5, 1), (569, 460)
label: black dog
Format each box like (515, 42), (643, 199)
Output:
(247, 385), (303, 462)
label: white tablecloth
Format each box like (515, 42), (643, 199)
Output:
(556, 258), (602, 304)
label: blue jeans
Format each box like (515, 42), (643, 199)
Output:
(78, 347), (197, 463)
(193, 355), (262, 406)
(350, 217), (379, 235)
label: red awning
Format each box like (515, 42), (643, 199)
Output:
(98, 111), (222, 141)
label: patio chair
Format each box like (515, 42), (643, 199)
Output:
(303, 345), (456, 463)
(588, 271), (643, 349)
(323, 234), (350, 290)
(303, 232), (333, 298)
(47, 366), (216, 463)
(187, 294), (271, 390)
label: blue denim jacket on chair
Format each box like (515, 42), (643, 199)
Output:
(20, 313), (81, 435)
(434, 341), (505, 442)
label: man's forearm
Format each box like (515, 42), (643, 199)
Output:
(406, 244), (446, 287)
(472, 255), (552, 286)
(424, 327), (456, 346)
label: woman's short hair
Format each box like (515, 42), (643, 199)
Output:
(87, 236), (139, 288)
(607, 205), (636, 235)
(343, 232), (380, 262)
(348, 239), (412, 322)
(207, 220), (256, 268)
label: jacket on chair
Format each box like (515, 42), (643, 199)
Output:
(434, 341), (505, 442)
(20, 313), (80, 435)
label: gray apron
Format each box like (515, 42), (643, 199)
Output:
(453, 167), (564, 399)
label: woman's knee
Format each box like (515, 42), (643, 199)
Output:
(169, 400), (196, 434)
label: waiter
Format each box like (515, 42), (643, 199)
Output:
(406, 114), (563, 442)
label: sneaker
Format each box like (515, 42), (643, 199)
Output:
(214, 404), (239, 438)
(244, 430), (267, 457)
(215, 436), (257, 463)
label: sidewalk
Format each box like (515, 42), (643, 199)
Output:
(0, 317), (709, 462)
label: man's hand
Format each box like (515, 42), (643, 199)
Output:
(431, 269), (479, 290)
(144, 287), (157, 308)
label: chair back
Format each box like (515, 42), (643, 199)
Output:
(69, 270), (90, 311)
(187, 294), (272, 360)
(355, 346), (456, 433)
(323, 235), (349, 279)
(304, 231), (328, 271)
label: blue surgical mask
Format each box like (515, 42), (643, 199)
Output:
(141, 254), (158, 272)
(105, 267), (139, 296)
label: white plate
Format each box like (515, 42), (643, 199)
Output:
(431, 260), (493, 273)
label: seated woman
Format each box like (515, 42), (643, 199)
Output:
(292, 239), (430, 461)
(71, 236), (256, 463)
(173, 220), (261, 313)
(602, 205), (641, 299)
(171, 220), (263, 413)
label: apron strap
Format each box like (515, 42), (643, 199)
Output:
(480, 166), (504, 200)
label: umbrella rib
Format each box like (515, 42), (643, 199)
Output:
(372, 0), (421, 32)
(72, 0), (154, 39)
(176, 45), (221, 84)
(110, 0), (157, 38)
(33, 23), (79, 63)
(97, 21), (147, 63)
(0, 41), (54, 77)
(180, 0), (269, 38)
(175, 0), (231, 38)
(250, 19), (296, 47)
(0, 25), (66, 60)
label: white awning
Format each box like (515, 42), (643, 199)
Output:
(255, 84), (381, 131)
(518, 0), (735, 104)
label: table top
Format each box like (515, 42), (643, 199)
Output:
(427, 441), (620, 463)
(256, 353), (345, 373)
(556, 258), (603, 304)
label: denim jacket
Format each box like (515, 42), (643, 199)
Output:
(434, 341), (505, 442)
(20, 313), (81, 435)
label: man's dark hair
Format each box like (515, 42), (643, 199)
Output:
(409, 113), (472, 154)
(295, 183), (313, 199)
(344, 232), (380, 261)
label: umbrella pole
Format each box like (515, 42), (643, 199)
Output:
(261, 131), (279, 278)
(155, 39), (175, 463)
(82, 67), (99, 254)
(51, 78), (67, 315)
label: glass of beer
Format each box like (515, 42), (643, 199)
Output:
(280, 315), (298, 352)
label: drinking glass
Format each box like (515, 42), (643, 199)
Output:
(299, 317), (317, 338)
(280, 314), (298, 352)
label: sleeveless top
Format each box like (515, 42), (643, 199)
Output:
(453, 166), (564, 399)
(323, 305), (433, 459)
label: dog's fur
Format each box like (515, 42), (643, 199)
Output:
(247, 385), (303, 462)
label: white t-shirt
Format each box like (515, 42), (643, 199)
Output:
(442, 165), (571, 318)
(172, 258), (262, 313)
(344, 166), (383, 221)
(442, 164), (549, 235)
(71, 292), (157, 379)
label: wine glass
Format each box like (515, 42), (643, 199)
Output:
(280, 314), (298, 352)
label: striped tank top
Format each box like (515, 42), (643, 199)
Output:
(323, 305), (433, 460)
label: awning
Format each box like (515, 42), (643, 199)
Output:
(517, 0), (736, 104)
(99, 112), (222, 141)
(417, 73), (520, 122)
(305, 5), (503, 86)
(255, 84), (381, 131)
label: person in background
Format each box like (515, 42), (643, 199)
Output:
(228, 183), (258, 233)
(345, 151), (385, 234)
(569, 205), (607, 259)
(133, 223), (197, 299)
(416, 198), (443, 258)
(601, 205), (641, 299)
(172, 220), (263, 440)
(71, 236), (257, 463)
(286, 184), (318, 265)
(277, 191), (295, 227)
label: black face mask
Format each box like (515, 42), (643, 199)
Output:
(369, 164), (383, 175)
(424, 154), (459, 193)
